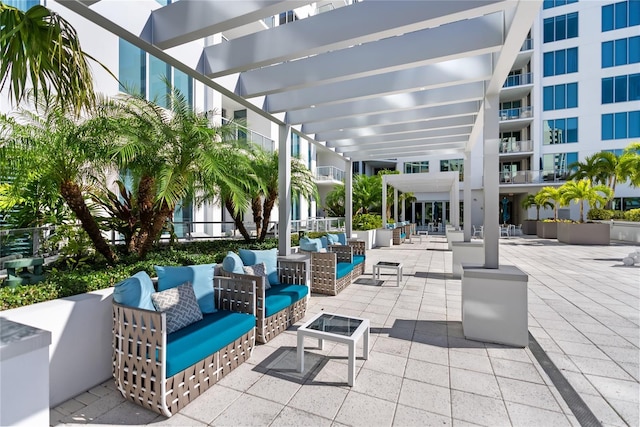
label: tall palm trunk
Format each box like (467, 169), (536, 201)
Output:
(129, 175), (156, 254)
(224, 198), (252, 241)
(60, 180), (116, 264)
(259, 190), (277, 242)
(251, 196), (263, 238)
(137, 203), (174, 259)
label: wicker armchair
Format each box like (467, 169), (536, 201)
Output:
(347, 240), (367, 276)
(112, 276), (256, 417)
(392, 227), (407, 245)
(222, 256), (309, 344)
(304, 244), (354, 296)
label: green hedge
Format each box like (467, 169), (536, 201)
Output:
(625, 209), (640, 222)
(0, 239), (278, 310)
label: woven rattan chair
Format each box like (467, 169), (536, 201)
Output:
(303, 244), (355, 296)
(112, 276), (256, 417)
(347, 240), (367, 276)
(392, 227), (407, 245)
(222, 256), (309, 344)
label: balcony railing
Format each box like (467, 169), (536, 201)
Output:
(499, 106), (532, 121)
(503, 72), (533, 88)
(315, 166), (345, 182)
(499, 169), (571, 184)
(521, 38), (533, 51)
(221, 117), (275, 152)
(499, 140), (533, 154)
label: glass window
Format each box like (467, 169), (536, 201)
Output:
(615, 38), (628, 66)
(567, 12), (579, 37)
(630, 36), (640, 63)
(602, 77), (614, 103)
(615, 75), (628, 102)
(440, 159), (464, 181)
(149, 55), (171, 108)
(555, 49), (566, 74)
(173, 69), (193, 108)
(615, 112), (628, 138)
(602, 41), (614, 68)
(404, 161), (429, 174)
(602, 114), (614, 140)
(629, 73), (640, 101)
(544, 18), (555, 43)
(567, 47), (578, 72)
(544, 52), (555, 76)
(555, 14), (567, 40)
(631, 0), (640, 25)
(555, 84), (566, 109)
(567, 117), (578, 142)
(543, 0), (554, 9)
(567, 83), (578, 108)
(543, 86), (554, 111)
(5, 0), (39, 10)
(615, 1), (628, 29)
(118, 39), (146, 96)
(629, 111), (640, 137)
(602, 4), (614, 31)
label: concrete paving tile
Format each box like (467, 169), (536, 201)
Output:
(404, 358), (450, 388)
(87, 381), (116, 397)
(360, 350), (408, 378)
(606, 397), (640, 427)
(246, 373), (303, 404)
(54, 398), (87, 416)
(450, 390), (510, 426)
(451, 419), (484, 427)
(270, 406), (332, 427)
(147, 413), (207, 426)
(599, 345), (640, 364)
(350, 367), (403, 402)
(585, 374), (640, 404)
(496, 376), (563, 412)
(619, 362), (639, 381)
(448, 349), (494, 375)
(81, 400), (159, 425)
(491, 358), (544, 384)
(287, 384), (349, 420)
(561, 371), (601, 397)
(334, 391), (396, 427)
(62, 391), (125, 422)
(72, 391), (101, 406)
(412, 330), (449, 347)
(372, 335), (412, 357)
(486, 345), (532, 364)
(392, 404), (452, 427)
(216, 360), (266, 392)
(408, 341), (449, 366)
(49, 408), (66, 425)
(505, 402), (572, 427)
(450, 367), (501, 399)
(542, 327), (591, 344)
(580, 393), (628, 427)
(570, 356), (635, 381)
(554, 340), (610, 360)
(176, 385), (242, 424)
(398, 378), (451, 418)
(581, 331), (638, 349)
(212, 394), (283, 426)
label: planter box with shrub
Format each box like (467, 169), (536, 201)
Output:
(536, 221), (557, 239)
(557, 222), (610, 245)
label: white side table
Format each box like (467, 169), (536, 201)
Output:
(297, 312), (369, 386)
(416, 230), (429, 243)
(373, 261), (403, 286)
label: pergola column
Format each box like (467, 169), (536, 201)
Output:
(278, 124), (292, 256)
(394, 189), (398, 222)
(463, 150), (472, 241)
(344, 159), (353, 237)
(483, 94), (500, 268)
(382, 180), (387, 226)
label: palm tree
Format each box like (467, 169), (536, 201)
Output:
(353, 174), (382, 214)
(568, 153), (607, 185)
(323, 184), (345, 217)
(0, 2), (111, 114)
(520, 193), (552, 220)
(537, 186), (565, 220)
(0, 93), (117, 262)
(618, 143), (640, 188)
(560, 179), (613, 223)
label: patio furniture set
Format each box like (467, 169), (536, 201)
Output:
(110, 234), (376, 417)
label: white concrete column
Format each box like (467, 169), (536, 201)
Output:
(412, 202), (415, 224)
(422, 203), (425, 226)
(382, 180), (387, 226)
(463, 150), (472, 241)
(394, 189), (398, 222)
(452, 179), (460, 228)
(345, 159), (353, 237)
(483, 94), (500, 268)
(278, 124), (292, 256)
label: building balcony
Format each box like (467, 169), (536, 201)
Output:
(498, 169), (570, 185)
(512, 38), (533, 70)
(499, 139), (533, 155)
(500, 73), (533, 102)
(221, 117), (275, 152)
(499, 106), (533, 132)
(315, 166), (344, 184)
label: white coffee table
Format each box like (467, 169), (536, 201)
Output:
(373, 261), (403, 286)
(297, 312), (369, 386)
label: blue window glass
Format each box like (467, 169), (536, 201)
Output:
(543, 0), (554, 9)
(544, 52), (555, 76)
(567, 83), (578, 108)
(630, 0), (640, 25)
(567, 12), (579, 38)
(615, 1), (628, 29)
(544, 86), (554, 111)
(544, 18), (554, 43)
(567, 117), (578, 142)
(555, 49), (566, 74)
(602, 4), (614, 31)
(567, 47), (578, 73)
(556, 119), (566, 143)
(629, 74), (640, 101)
(629, 111), (640, 137)
(556, 14), (567, 40)
(630, 37), (640, 63)
(173, 68), (193, 108)
(118, 38), (146, 96)
(555, 84), (566, 109)
(149, 55), (171, 108)
(602, 78), (614, 103)
(602, 114), (614, 139)
(5, 0), (39, 10)
(615, 75), (628, 102)
(615, 112), (627, 138)
(602, 41), (614, 68)
(615, 39), (628, 65)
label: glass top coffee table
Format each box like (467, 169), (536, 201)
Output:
(297, 312), (370, 386)
(372, 261), (403, 286)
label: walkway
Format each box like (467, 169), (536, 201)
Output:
(50, 235), (639, 427)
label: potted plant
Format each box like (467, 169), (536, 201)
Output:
(520, 193), (552, 235)
(532, 188), (562, 238)
(352, 213), (382, 249)
(557, 179), (613, 245)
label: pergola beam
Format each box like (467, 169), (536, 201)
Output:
(329, 127), (473, 148)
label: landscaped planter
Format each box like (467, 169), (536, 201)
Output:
(522, 220), (537, 235)
(353, 229), (376, 249)
(536, 221), (557, 239)
(557, 222), (610, 245)
(608, 220), (640, 243)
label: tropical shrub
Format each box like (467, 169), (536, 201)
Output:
(586, 208), (614, 220)
(353, 213), (382, 230)
(624, 209), (640, 222)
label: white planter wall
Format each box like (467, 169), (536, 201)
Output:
(353, 229), (376, 250)
(609, 221), (640, 243)
(1, 288), (114, 407)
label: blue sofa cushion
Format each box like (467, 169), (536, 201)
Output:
(353, 255), (365, 266)
(401, 233), (406, 239)
(300, 237), (322, 252)
(155, 264), (217, 313)
(336, 262), (352, 279)
(165, 311), (255, 378)
(320, 236), (328, 249)
(263, 284), (308, 317)
(222, 252), (244, 275)
(239, 248), (279, 285)
(337, 232), (348, 245)
(113, 271), (156, 311)
(326, 233), (340, 245)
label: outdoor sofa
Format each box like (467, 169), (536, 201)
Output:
(112, 266), (256, 417)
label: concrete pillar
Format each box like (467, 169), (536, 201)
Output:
(422, 202), (425, 226)
(463, 150), (472, 241)
(278, 125), (292, 256)
(394, 189), (398, 223)
(483, 94), (500, 268)
(345, 159), (353, 237)
(382, 180), (387, 226)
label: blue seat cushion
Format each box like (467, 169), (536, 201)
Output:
(165, 311), (255, 378)
(155, 264), (217, 313)
(401, 233), (406, 239)
(239, 248), (279, 285)
(300, 237), (322, 252)
(320, 236), (328, 249)
(337, 232), (348, 245)
(336, 262), (352, 279)
(326, 233), (340, 245)
(263, 284), (309, 317)
(113, 271), (156, 311)
(353, 255), (365, 266)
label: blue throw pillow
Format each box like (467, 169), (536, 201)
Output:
(113, 271), (156, 311)
(337, 232), (347, 245)
(326, 233), (339, 245)
(320, 236), (328, 248)
(222, 251), (244, 274)
(155, 264), (217, 313)
(300, 237), (321, 252)
(239, 248), (279, 285)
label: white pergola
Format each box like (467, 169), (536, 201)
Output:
(58, 0), (542, 268)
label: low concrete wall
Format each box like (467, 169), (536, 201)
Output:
(1, 288), (114, 407)
(609, 221), (640, 243)
(557, 222), (610, 245)
(353, 229), (376, 249)
(375, 229), (393, 247)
